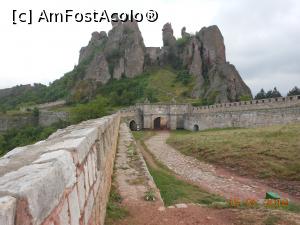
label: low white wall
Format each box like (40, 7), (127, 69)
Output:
(0, 113), (120, 225)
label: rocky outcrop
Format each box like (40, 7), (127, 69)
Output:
(122, 22), (145, 77)
(79, 31), (107, 63)
(145, 47), (161, 67)
(84, 52), (111, 84)
(162, 23), (176, 47)
(77, 21), (252, 103)
(197, 26), (226, 67)
(79, 20), (146, 83)
(158, 23), (251, 102)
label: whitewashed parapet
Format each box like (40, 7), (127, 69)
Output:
(0, 112), (121, 225)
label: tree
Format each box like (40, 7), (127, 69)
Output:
(32, 107), (39, 118)
(0, 135), (6, 156)
(254, 89), (266, 100)
(239, 95), (252, 101)
(265, 87), (282, 99)
(287, 86), (300, 96)
(271, 87), (282, 98)
(70, 96), (110, 123)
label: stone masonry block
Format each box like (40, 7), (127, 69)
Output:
(84, 164), (90, 198)
(0, 151), (76, 225)
(33, 150), (76, 188)
(63, 127), (99, 151)
(0, 196), (17, 225)
(46, 137), (90, 164)
(87, 154), (94, 187)
(77, 172), (85, 212)
(68, 188), (80, 225)
(59, 200), (70, 225)
(90, 152), (97, 182)
(84, 193), (94, 225)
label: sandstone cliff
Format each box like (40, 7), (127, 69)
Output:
(79, 20), (146, 82)
(78, 21), (252, 103)
(158, 23), (252, 102)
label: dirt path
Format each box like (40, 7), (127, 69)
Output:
(115, 123), (162, 204)
(145, 131), (296, 202)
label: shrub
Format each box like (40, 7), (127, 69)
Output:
(176, 36), (190, 49)
(176, 70), (192, 85)
(287, 86), (300, 96)
(144, 189), (156, 201)
(70, 96), (110, 123)
(239, 95), (252, 101)
(0, 121), (69, 156)
(97, 73), (154, 106)
(255, 89), (266, 100)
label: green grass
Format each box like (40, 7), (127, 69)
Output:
(132, 131), (156, 142)
(148, 165), (226, 206)
(97, 68), (198, 106)
(146, 68), (196, 103)
(167, 124), (300, 181)
(105, 183), (129, 225)
(264, 215), (281, 225)
(282, 202), (300, 213)
(134, 131), (226, 207)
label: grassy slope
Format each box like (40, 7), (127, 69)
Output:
(167, 124), (300, 181)
(97, 68), (197, 105)
(132, 131), (226, 207)
(132, 131), (300, 214)
(146, 68), (196, 103)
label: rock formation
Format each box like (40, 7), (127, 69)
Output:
(79, 20), (146, 82)
(162, 23), (177, 47)
(77, 21), (252, 102)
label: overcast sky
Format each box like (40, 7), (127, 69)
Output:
(1, 0), (299, 95)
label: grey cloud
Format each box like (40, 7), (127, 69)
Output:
(211, 0), (300, 95)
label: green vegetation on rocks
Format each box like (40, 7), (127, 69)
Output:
(105, 181), (129, 225)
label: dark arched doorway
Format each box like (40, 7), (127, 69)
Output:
(154, 117), (161, 129)
(129, 120), (137, 131)
(193, 124), (199, 131)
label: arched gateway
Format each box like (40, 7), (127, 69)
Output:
(153, 117), (161, 129)
(129, 120), (137, 131)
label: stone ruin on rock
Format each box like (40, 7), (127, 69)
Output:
(78, 20), (252, 103)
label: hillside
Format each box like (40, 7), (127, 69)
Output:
(0, 20), (252, 112)
(0, 68), (197, 155)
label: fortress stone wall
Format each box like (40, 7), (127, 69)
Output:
(0, 114), (36, 132)
(184, 107), (300, 131)
(185, 95), (300, 131)
(0, 113), (120, 225)
(0, 111), (69, 132)
(121, 95), (300, 131)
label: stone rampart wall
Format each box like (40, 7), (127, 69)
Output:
(184, 107), (300, 131)
(0, 111), (69, 132)
(0, 113), (120, 225)
(191, 95), (300, 113)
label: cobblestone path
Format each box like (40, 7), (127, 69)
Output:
(145, 131), (294, 201)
